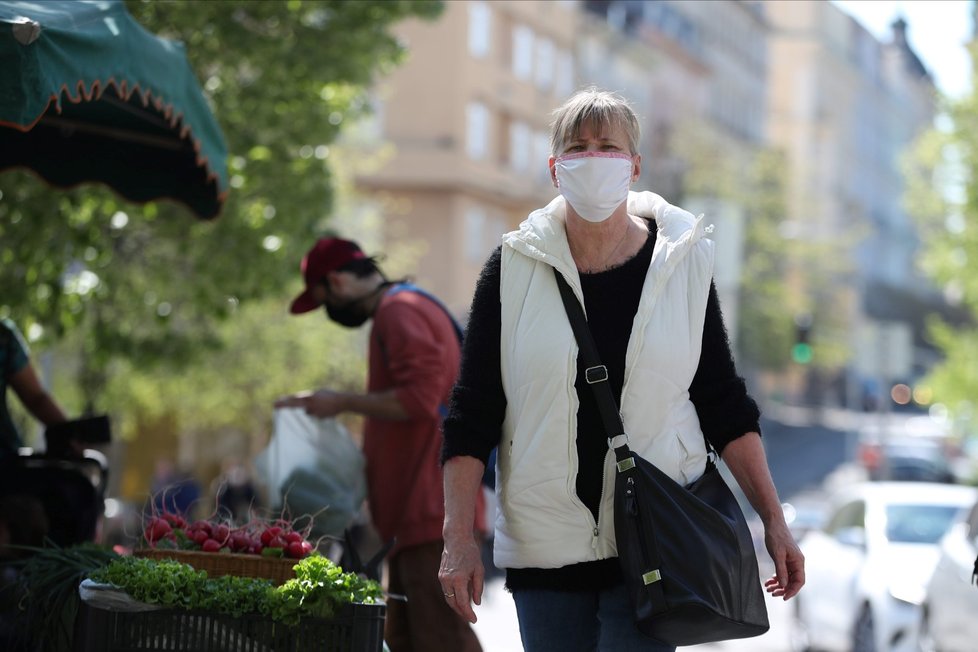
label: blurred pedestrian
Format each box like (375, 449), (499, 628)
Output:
(0, 317), (67, 462)
(438, 87), (804, 651)
(215, 460), (259, 525)
(0, 317), (67, 559)
(275, 236), (484, 652)
(149, 459), (201, 521)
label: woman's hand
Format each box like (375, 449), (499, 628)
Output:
(439, 534), (485, 623)
(720, 432), (806, 600)
(440, 455), (489, 623)
(763, 519), (805, 600)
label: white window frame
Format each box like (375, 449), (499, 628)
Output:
(468, 2), (491, 59)
(464, 207), (488, 263)
(555, 48), (575, 98)
(534, 38), (555, 91)
(466, 102), (490, 161)
(512, 24), (534, 81)
(509, 121), (531, 172)
(533, 130), (552, 184)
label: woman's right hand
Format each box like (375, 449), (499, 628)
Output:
(439, 533), (485, 623)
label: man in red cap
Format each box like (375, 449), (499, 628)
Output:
(276, 237), (484, 652)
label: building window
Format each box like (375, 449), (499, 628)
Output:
(466, 102), (490, 160)
(535, 38), (555, 91)
(464, 206), (488, 263)
(510, 121), (531, 172)
(466, 207), (508, 263)
(555, 48), (575, 98)
(512, 24), (534, 80)
(468, 1), (491, 59)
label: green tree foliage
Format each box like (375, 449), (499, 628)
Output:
(904, 39), (978, 425)
(0, 0), (442, 410)
(669, 119), (839, 373)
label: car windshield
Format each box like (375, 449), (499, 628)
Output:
(885, 504), (963, 543)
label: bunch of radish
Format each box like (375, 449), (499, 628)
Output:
(143, 512), (316, 559)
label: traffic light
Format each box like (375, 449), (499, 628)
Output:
(791, 314), (813, 364)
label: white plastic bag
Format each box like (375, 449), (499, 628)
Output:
(78, 579), (161, 612)
(253, 408), (367, 539)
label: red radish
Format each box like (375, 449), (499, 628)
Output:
(229, 532), (253, 552)
(212, 523), (230, 543)
(191, 530), (210, 546)
(286, 541), (306, 559)
(201, 539), (222, 553)
(260, 526), (282, 546)
(267, 535), (287, 550)
(190, 520), (213, 536)
(284, 531), (303, 545)
(162, 513), (188, 529)
(144, 517), (172, 543)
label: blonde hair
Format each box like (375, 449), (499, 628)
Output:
(549, 87), (641, 157)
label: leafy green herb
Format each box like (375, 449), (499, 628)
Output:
(88, 553), (383, 625)
(269, 554), (384, 624)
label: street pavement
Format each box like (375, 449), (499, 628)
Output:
(471, 577), (523, 651)
(471, 575), (795, 652)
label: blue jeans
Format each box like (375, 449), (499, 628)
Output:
(511, 584), (677, 652)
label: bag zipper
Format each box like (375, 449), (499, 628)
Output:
(625, 473), (659, 587)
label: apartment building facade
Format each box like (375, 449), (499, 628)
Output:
(581, 0), (770, 352)
(354, 1), (580, 316)
(764, 1), (938, 398)
(354, 0), (940, 404)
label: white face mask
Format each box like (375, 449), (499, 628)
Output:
(555, 152), (633, 223)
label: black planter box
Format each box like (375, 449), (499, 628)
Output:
(74, 600), (386, 652)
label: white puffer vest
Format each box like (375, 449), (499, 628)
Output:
(494, 191), (715, 570)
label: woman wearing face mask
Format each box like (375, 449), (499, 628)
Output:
(438, 88), (804, 651)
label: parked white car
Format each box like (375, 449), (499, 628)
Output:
(790, 481), (978, 652)
(916, 498), (978, 652)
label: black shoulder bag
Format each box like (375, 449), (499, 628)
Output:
(553, 268), (769, 646)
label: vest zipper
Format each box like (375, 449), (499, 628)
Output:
(591, 451), (611, 550)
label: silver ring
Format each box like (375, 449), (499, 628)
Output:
(444, 592), (456, 598)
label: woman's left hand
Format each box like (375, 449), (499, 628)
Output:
(719, 432), (806, 600)
(763, 519), (805, 600)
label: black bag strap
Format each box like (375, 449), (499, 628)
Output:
(555, 268), (669, 607)
(553, 267), (718, 462)
(553, 268), (628, 443)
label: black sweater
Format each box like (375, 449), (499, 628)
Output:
(442, 221), (761, 591)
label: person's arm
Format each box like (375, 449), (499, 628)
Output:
(721, 432), (805, 600)
(274, 388), (408, 420)
(9, 363), (67, 426)
(438, 454), (487, 623)
(688, 283), (804, 598)
(438, 248), (506, 622)
(441, 246), (505, 465)
(689, 282), (761, 454)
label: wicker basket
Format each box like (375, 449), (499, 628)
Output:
(75, 601), (387, 652)
(134, 549), (297, 585)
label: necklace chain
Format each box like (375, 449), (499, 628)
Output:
(575, 221), (632, 273)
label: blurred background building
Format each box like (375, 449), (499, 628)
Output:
(353, 0), (953, 412)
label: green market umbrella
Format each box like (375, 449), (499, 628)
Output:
(0, 0), (228, 219)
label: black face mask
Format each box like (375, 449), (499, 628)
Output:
(324, 298), (371, 328)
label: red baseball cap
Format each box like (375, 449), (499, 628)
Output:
(289, 237), (367, 314)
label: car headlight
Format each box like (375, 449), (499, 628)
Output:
(889, 581), (926, 606)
